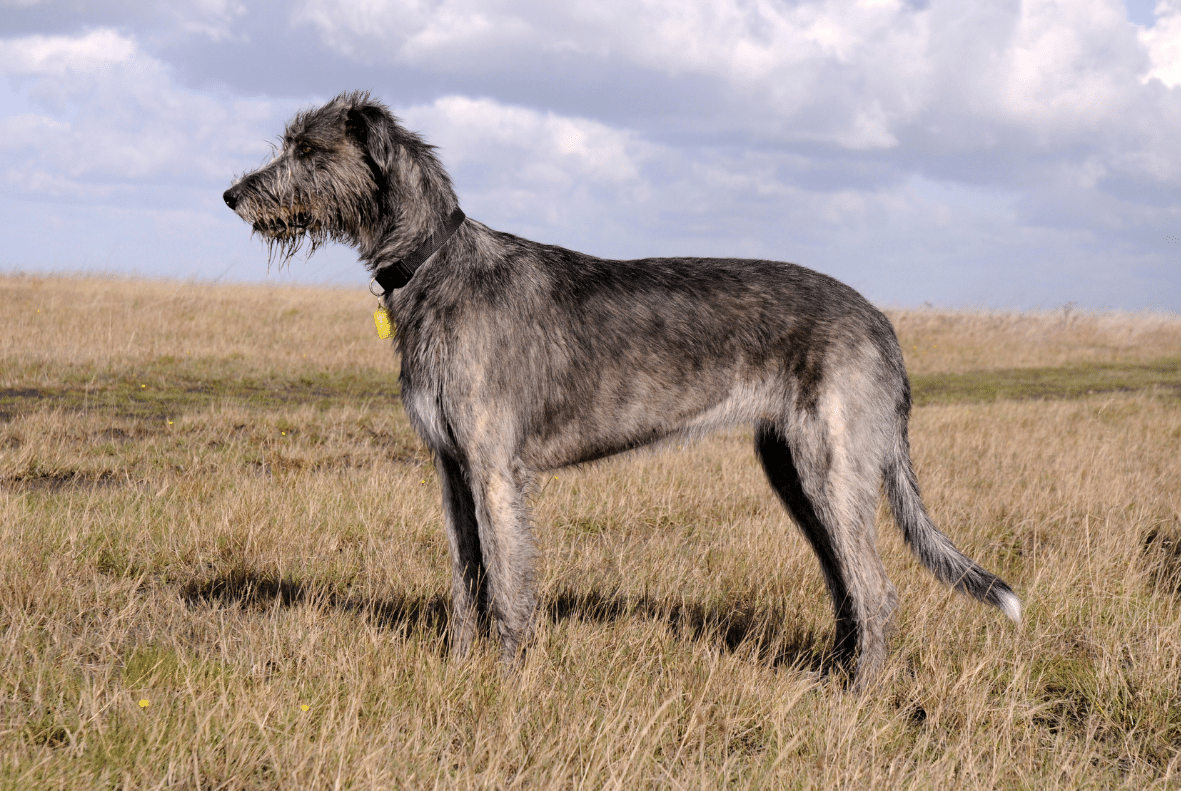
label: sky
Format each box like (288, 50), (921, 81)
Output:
(1, 0), (1180, 311)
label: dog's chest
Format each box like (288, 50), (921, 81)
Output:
(398, 359), (451, 454)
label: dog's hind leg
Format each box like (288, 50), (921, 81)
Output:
(755, 419), (898, 688)
(437, 451), (486, 659)
(467, 462), (537, 665)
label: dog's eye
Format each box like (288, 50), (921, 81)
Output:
(299, 143), (315, 156)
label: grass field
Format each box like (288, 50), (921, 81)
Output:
(3, 273), (1181, 789)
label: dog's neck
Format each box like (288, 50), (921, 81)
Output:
(368, 207), (466, 295)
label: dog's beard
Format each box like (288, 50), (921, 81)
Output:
(248, 206), (330, 267)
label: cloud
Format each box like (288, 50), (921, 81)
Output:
(392, 95), (652, 243)
(402, 95), (644, 184)
(291, 2), (1174, 159)
(389, 95), (1014, 261)
(1141, 0), (1181, 87)
(293, 0), (934, 150)
(0, 28), (284, 200)
(0, 1), (251, 44)
(0, 1), (1178, 308)
(378, 87), (1177, 310)
(992, 0), (1139, 133)
(171, 0), (248, 41)
(0, 27), (137, 75)
(0, 24), (311, 286)
(277, 0), (1181, 273)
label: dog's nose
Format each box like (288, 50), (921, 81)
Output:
(223, 189), (238, 210)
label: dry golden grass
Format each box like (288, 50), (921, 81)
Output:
(1, 273), (379, 372)
(2, 273), (1181, 789)
(885, 307), (1181, 375)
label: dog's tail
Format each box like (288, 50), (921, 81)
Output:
(884, 417), (1022, 624)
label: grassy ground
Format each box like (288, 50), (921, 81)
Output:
(3, 273), (1181, 789)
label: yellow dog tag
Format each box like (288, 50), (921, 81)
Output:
(374, 308), (394, 339)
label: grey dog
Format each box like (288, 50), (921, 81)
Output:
(223, 91), (1020, 686)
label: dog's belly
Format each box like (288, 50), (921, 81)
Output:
(520, 369), (778, 470)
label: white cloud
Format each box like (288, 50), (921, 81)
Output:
(392, 95), (657, 234)
(1141, 0), (1181, 87)
(290, 0), (1174, 161)
(0, 0), (47, 7)
(1, 1), (1178, 308)
(401, 95), (645, 185)
(296, 0), (933, 150)
(994, 0), (1140, 132)
(0, 28), (138, 76)
(295, 0), (534, 61)
(390, 95), (1016, 278)
(172, 0), (249, 42)
(0, 29), (283, 199)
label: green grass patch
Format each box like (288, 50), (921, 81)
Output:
(911, 358), (1181, 406)
(0, 356), (400, 420)
(5, 356), (1179, 418)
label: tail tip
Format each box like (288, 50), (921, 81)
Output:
(995, 589), (1022, 624)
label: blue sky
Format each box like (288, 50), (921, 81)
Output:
(2, 0), (1180, 310)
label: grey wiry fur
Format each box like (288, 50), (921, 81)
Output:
(224, 91), (1020, 687)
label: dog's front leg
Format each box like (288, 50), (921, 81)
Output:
(469, 463), (537, 665)
(436, 451), (485, 659)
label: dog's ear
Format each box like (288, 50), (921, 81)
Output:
(344, 102), (396, 189)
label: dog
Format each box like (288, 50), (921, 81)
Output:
(223, 91), (1020, 687)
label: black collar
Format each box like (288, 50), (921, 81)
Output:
(372, 207), (466, 295)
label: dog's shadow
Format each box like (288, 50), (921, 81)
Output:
(179, 566), (451, 638)
(546, 588), (826, 672)
(179, 568), (826, 673)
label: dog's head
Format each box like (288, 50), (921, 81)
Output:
(223, 91), (455, 266)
